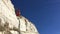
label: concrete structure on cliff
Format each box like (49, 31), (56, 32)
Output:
(0, 0), (39, 34)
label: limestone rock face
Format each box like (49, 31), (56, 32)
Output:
(0, 0), (39, 34)
(17, 16), (39, 34)
(0, 0), (19, 34)
(0, 0), (19, 29)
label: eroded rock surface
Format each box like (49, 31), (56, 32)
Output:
(0, 0), (39, 34)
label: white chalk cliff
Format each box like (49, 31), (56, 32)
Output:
(0, 0), (39, 34)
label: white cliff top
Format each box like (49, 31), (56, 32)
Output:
(0, 0), (39, 34)
(0, 0), (19, 28)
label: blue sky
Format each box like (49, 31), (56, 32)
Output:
(11, 0), (60, 34)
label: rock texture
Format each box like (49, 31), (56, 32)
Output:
(0, 0), (39, 34)
(17, 16), (39, 34)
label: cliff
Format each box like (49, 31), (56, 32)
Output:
(0, 0), (39, 34)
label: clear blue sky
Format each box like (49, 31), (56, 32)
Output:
(11, 0), (60, 34)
